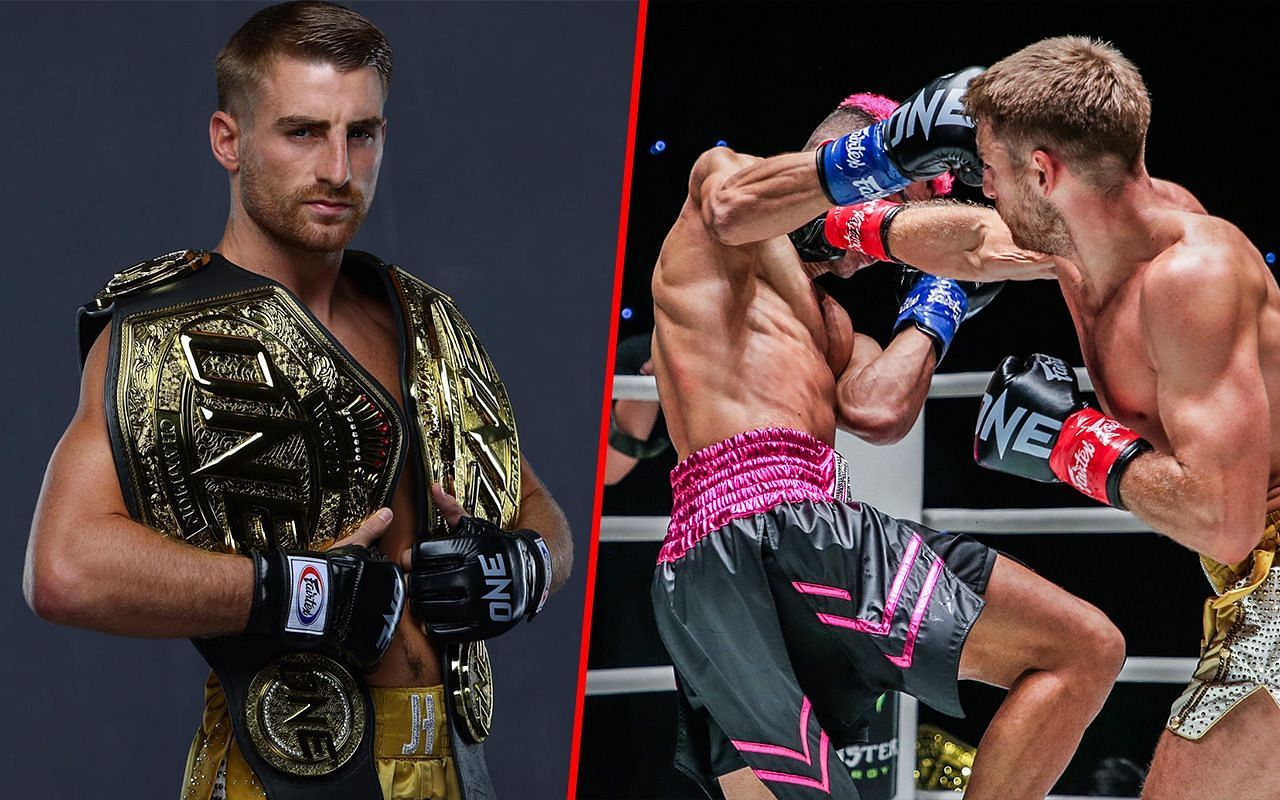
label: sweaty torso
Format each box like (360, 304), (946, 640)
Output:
(329, 272), (440, 687)
(1060, 203), (1280, 510)
(652, 171), (854, 458)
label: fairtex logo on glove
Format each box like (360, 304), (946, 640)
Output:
(285, 556), (329, 635)
(843, 128), (869, 169)
(1067, 440), (1097, 494)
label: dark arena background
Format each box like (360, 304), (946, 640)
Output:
(579, 2), (1279, 799)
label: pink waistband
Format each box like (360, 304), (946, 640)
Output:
(658, 428), (836, 563)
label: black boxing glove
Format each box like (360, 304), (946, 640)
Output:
(245, 545), (405, 673)
(409, 517), (552, 640)
(788, 214), (846, 262)
(974, 353), (1150, 507)
(883, 67), (986, 188)
(817, 67), (985, 205)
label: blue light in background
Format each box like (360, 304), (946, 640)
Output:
(621, 307), (633, 320)
(1267, 252), (1276, 266)
(716, 139), (728, 147)
(649, 140), (666, 155)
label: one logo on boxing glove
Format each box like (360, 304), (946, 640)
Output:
(480, 554), (514, 623)
(975, 388), (1063, 460)
(285, 556), (330, 635)
(886, 87), (971, 147)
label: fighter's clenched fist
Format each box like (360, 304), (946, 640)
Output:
(245, 508), (406, 673)
(974, 354), (1150, 508)
(817, 67), (985, 205)
(406, 484), (552, 640)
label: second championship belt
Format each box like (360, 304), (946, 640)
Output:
(392, 268), (521, 744)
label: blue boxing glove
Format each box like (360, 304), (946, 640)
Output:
(893, 268), (1004, 362)
(818, 68), (985, 205)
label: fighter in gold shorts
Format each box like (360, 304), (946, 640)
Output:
(24, 5), (571, 799)
(966, 37), (1280, 800)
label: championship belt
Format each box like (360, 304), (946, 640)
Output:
(392, 269), (521, 743)
(90, 251), (405, 798)
(101, 252), (401, 552)
(87, 250), (517, 797)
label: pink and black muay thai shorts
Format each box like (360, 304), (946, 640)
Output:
(650, 428), (996, 799)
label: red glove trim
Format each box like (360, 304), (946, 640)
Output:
(1049, 408), (1147, 507)
(823, 200), (901, 262)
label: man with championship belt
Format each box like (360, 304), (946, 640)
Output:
(23, 4), (570, 799)
(648, 73), (1127, 800)
(966, 37), (1280, 800)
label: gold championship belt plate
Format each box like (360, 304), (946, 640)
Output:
(113, 281), (402, 553)
(112, 268), (402, 776)
(244, 652), (367, 776)
(394, 269), (521, 742)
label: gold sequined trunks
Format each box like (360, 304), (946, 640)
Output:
(1167, 510), (1280, 739)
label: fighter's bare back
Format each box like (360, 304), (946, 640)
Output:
(652, 149), (856, 458)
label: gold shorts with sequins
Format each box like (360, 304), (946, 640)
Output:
(181, 673), (460, 800)
(1167, 510), (1280, 740)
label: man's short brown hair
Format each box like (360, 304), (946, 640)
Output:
(965, 36), (1150, 184)
(216, 1), (393, 121)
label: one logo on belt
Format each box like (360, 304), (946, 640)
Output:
(246, 653), (365, 777)
(286, 557), (329, 635)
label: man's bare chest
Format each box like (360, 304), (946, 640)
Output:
(1077, 303), (1167, 447)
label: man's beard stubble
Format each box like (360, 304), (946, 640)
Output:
(239, 156), (369, 254)
(1001, 178), (1073, 257)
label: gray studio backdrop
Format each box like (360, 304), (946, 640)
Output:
(0, 1), (634, 796)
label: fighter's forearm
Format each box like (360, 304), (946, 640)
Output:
(836, 330), (935, 446)
(515, 482), (572, 594)
(1119, 451), (1265, 565)
(702, 151), (831, 246)
(25, 513), (253, 637)
(887, 202), (1055, 281)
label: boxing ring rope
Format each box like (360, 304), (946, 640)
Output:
(611, 369), (1095, 402)
(597, 370), (1169, 799)
(585, 658), (1197, 697)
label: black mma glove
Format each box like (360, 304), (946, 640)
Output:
(245, 545), (405, 673)
(409, 517), (552, 640)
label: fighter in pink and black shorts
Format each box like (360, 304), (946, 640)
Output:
(644, 69), (1127, 800)
(651, 428), (995, 798)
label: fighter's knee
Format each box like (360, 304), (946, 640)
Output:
(1070, 606), (1127, 680)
